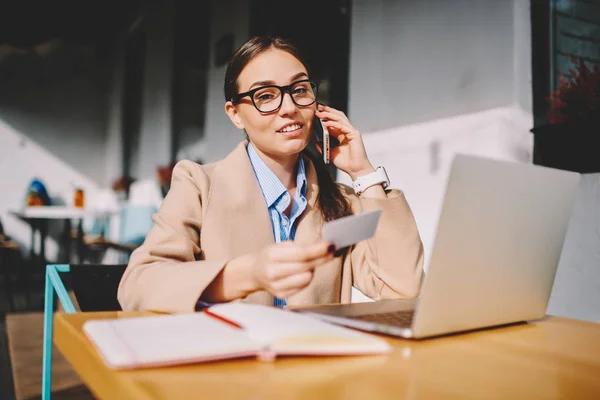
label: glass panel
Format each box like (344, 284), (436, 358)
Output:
(551, 0), (600, 92)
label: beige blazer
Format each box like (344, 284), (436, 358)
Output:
(118, 141), (424, 312)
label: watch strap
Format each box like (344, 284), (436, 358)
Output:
(352, 166), (390, 195)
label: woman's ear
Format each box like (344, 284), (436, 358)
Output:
(225, 101), (245, 130)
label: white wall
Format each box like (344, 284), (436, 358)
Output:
(345, 106), (533, 303)
(0, 41), (112, 259)
(0, 45), (111, 185)
(346, 0), (533, 302)
(341, 106), (533, 266)
(513, 0), (532, 114)
(349, 0), (515, 133)
(0, 4), (178, 191)
(0, 120), (100, 260)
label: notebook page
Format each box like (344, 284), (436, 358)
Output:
(83, 313), (263, 369)
(209, 303), (391, 356)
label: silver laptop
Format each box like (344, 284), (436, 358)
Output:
(297, 154), (581, 339)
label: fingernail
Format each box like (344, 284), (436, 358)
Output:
(327, 244), (336, 253)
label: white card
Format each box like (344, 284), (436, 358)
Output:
(323, 209), (382, 249)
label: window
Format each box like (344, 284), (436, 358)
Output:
(531, 0), (600, 127)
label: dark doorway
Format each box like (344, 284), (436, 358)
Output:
(172, 0), (211, 164)
(122, 28), (146, 179)
(249, 0), (352, 114)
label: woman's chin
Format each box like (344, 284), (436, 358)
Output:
(280, 136), (310, 153)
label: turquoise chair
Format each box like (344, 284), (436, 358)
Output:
(77, 205), (155, 264)
(118, 204), (157, 246)
(42, 264), (127, 400)
(84, 204), (156, 245)
(42, 205), (154, 398)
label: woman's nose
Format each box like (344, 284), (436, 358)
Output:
(278, 92), (297, 115)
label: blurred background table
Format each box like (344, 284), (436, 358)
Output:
(9, 206), (115, 265)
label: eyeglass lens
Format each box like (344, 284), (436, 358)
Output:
(253, 81), (317, 112)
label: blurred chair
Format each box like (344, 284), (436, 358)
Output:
(42, 263), (127, 400)
(76, 181), (159, 264)
(76, 204), (156, 264)
(0, 217), (21, 312)
(117, 204), (157, 246)
(111, 177), (163, 251)
(73, 188), (123, 262)
(128, 176), (164, 209)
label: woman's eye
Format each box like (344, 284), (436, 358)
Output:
(293, 87), (307, 95)
(256, 93), (275, 101)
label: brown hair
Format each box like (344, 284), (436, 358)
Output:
(224, 36), (352, 221)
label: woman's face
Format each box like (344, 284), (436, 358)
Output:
(225, 48), (316, 161)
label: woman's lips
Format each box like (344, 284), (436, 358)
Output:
(277, 123), (304, 137)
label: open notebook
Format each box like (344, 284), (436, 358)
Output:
(83, 303), (391, 369)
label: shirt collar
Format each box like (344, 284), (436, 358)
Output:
(246, 142), (307, 208)
(296, 154), (307, 200)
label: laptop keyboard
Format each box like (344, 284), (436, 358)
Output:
(351, 310), (415, 328)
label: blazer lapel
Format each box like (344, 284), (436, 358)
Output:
(203, 141), (274, 305)
(207, 140), (274, 252)
(209, 143), (323, 250)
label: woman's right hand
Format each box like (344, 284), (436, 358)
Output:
(250, 241), (335, 299)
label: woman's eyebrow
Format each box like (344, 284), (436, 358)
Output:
(247, 72), (309, 91)
(248, 79), (275, 90)
(289, 71), (309, 82)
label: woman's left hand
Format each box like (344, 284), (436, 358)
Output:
(315, 104), (375, 180)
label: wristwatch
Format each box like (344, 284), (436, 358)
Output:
(352, 166), (390, 195)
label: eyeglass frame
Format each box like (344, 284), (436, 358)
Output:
(230, 79), (319, 113)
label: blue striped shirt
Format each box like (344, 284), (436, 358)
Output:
(246, 142), (308, 307)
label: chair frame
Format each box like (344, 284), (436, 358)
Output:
(42, 264), (76, 400)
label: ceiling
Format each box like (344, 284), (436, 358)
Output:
(0, 0), (145, 48)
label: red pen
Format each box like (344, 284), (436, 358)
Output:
(203, 309), (244, 330)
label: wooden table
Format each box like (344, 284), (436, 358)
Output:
(54, 312), (600, 399)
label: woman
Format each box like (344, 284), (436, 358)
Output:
(117, 36), (424, 312)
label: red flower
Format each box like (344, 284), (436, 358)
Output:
(547, 55), (600, 123)
(111, 176), (136, 192)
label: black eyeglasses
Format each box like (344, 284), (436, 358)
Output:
(231, 79), (318, 113)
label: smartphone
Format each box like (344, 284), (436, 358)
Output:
(313, 115), (330, 164)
